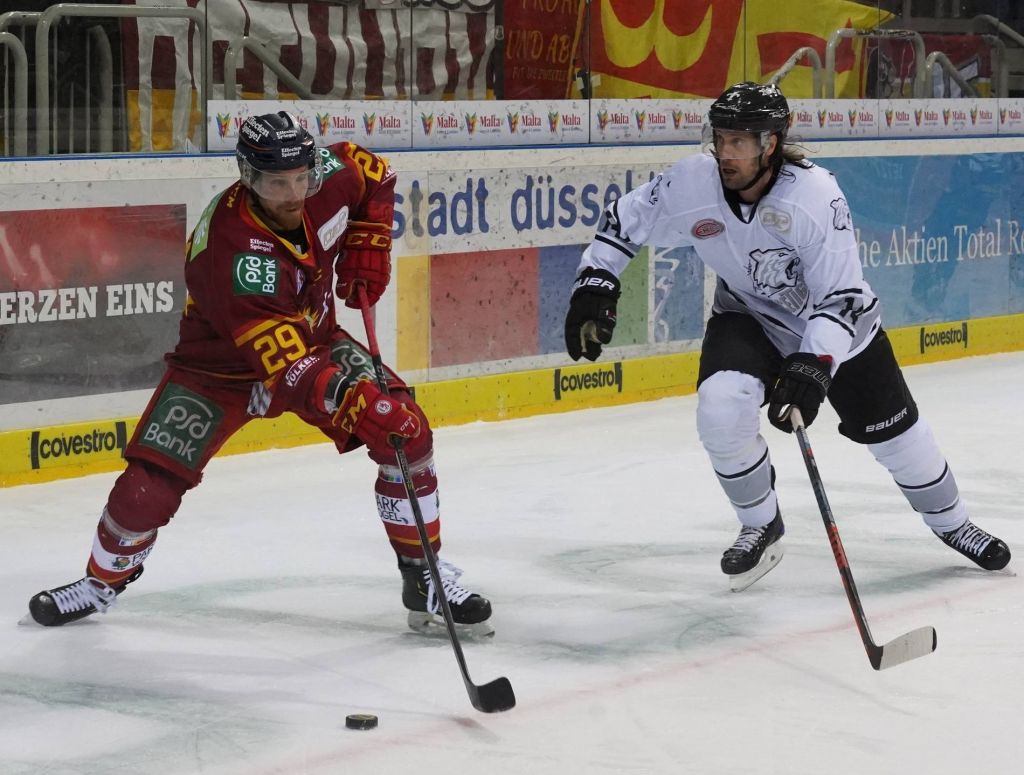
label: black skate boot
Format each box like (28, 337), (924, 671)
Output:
(399, 557), (493, 637)
(721, 510), (785, 592)
(26, 567), (144, 627)
(934, 521), (1011, 571)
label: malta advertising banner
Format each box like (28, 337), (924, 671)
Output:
(207, 100), (413, 152)
(0, 205), (187, 403)
(588, 0), (887, 100)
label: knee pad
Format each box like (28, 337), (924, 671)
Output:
(868, 418), (945, 484)
(869, 419), (963, 522)
(697, 370), (766, 461)
(366, 389), (433, 466)
(106, 460), (189, 532)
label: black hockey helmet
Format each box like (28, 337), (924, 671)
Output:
(708, 81), (791, 136)
(236, 111), (323, 199)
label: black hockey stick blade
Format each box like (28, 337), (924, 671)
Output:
(469, 676), (517, 713)
(790, 408), (937, 672)
(869, 626), (938, 671)
(358, 287), (516, 714)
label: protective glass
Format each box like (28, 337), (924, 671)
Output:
(701, 125), (770, 160)
(241, 157), (324, 202)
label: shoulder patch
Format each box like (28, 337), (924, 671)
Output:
(232, 253), (280, 296)
(190, 190), (225, 261)
(317, 147), (345, 181)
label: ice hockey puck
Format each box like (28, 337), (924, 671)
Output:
(345, 713), (378, 730)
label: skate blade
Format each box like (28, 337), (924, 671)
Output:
(728, 539), (784, 593)
(17, 613), (38, 626)
(406, 611), (495, 639)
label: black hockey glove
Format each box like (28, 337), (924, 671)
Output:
(564, 268), (620, 361)
(767, 352), (833, 433)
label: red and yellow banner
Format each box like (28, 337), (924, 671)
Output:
(589, 0), (889, 99)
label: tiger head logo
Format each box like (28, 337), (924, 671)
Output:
(748, 248), (801, 298)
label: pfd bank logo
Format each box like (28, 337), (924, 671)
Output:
(919, 321), (968, 354)
(553, 362), (623, 400)
(30, 422), (128, 470)
(138, 383), (223, 469)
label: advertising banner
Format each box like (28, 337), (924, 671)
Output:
(877, 99), (999, 137)
(789, 99), (880, 139)
(208, 100), (413, 152)
(0, 204), (187, 403)
(411, 100), (590, 148)
(825, 152), (1024, 329)
(590, 99), (710, 144)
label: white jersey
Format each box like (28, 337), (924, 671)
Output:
(579, 153), (881, 369)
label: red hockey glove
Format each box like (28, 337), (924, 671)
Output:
(336, 221), (392, 309)
(332, 379), (420, 453)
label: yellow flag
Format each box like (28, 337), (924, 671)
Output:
(589, 0), (891, 99)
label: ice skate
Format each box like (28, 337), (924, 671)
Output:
(399, 557), (494, 638)
(721, 511), (785, 592)
(934, 520), (1011, 571)
(24, 567), (144, 627)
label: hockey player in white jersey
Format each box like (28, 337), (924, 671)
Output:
(565, 82), (1010, 591)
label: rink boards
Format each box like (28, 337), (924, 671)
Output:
(3, 138), (1024, 485)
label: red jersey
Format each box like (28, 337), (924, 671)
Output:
(168, 142), (395, 416)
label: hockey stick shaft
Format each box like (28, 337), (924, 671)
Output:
(356, 286), (515, 712)
(789, 408), (935, 670)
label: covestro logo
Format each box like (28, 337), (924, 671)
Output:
(919, 322), (968, 354)
(553, 362), (623, 400)
(30, 422), (127, 470)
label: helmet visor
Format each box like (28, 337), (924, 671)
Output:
(241, 156), (324, 202)
(702, 125), (769, 160)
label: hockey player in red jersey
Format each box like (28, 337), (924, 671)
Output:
(28, 111), (492, 635)
(565, 83), (1011, 591)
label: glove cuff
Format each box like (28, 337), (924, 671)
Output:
(572, 267), (620, 299)
(344, 221), (392, 251)
(782, 353), (833, 395)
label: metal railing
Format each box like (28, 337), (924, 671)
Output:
(973, 13), (1024, 49)
(925, 50), (978, 97)
(0, 31), (28, 156)
(768, 46), (823, 98)
(223, 36), (314, 101)
(34, 3), (211, 154)
(826, 27), (926, 98)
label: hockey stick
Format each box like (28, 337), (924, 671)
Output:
(790, 407), (937, 671)
(356, 285), (516, 713)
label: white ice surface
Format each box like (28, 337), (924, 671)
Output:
(1, 353), (1022, 775)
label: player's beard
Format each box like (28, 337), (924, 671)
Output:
(253, 195), (305, 231)
(717, 159), (766, 192)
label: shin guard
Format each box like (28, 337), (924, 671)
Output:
(375, 454), (440, 559)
